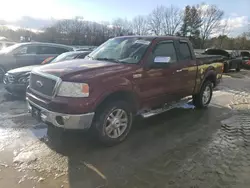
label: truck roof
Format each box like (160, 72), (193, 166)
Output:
(114, 35), (188, 41)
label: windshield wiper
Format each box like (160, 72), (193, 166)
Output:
(94, 58), (122, 63)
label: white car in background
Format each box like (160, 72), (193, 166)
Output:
(0, 41), (16, 50)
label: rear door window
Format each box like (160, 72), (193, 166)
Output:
(179, 42), (192, 60)
(37, 46), (69, 54)
(37, 46), (57, 54)
(54, 47), (69, 54)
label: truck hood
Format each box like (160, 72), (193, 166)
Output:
(35, 59), (128, 80)
(8, 65), (40, 75)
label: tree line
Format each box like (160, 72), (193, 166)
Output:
(0, 3), (249, 50)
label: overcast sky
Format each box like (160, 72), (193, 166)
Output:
(0, 0), (249, 36)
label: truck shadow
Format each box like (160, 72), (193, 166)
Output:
(2, 92), (25, 101)
(224, 69), (250, 79)
(43, 104), (231, 188)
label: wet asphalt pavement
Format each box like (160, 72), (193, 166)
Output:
(1, 70), (250, 188)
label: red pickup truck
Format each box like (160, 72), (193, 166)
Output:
(26, 36), (224, 145)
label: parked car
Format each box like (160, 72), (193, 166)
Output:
(203, 48), (242, 72)
(243, 60), (250, 68)
(3, 51), (92, 96)
(0, 42), (75, 82)
(241, 51), (250, 68)
(27, 36), (224, 145)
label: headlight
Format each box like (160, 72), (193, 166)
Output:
(57, 82), (89, 97)
(18, 73), (30, 84)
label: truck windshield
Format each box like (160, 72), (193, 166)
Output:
(88, 37), (152, 64)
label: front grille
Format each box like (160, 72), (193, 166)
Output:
(30, 73), (57, 96)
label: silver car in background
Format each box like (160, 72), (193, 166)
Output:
(0, 42), (74, 81)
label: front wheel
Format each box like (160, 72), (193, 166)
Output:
(92, 101), (133, 146)
(193, 81), (213, 109)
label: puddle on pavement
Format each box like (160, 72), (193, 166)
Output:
(30, 123), (48, 140)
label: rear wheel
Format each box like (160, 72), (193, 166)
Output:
(92, 101), (133, 146)
(236, 62), (241, 72)
(223, 63), (229, 73)
(193, 81), (213, 108)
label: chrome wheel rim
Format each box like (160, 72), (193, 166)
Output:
(202, 86), (211, 105)
(105, 109), (128, 139)
(0, 68), (5, 82)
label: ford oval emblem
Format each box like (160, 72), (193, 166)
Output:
(36, 80), (43, 88)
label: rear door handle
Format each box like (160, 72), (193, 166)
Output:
(176, 69), (183, 72)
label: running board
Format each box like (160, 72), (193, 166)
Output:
(141, 97), (193, 118)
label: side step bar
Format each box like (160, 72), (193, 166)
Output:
(141, 97), (194, 118)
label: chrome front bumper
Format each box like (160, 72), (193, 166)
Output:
(27, 99), (95, 130)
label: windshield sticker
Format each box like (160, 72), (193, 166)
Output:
(154, 56), (171, 63)
(134, 40), (150, 45)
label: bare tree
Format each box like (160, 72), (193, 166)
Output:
(112, 18), (132, 36)
(132, 15), (148, 35)
(162, 5), (183, 35)
(148, 6), (164, 35)
(217, 18), (231, 48)
(247, 21), (250, 37)
(199, 4), (224, 48)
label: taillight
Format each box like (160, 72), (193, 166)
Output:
(41, 56), (54, 64)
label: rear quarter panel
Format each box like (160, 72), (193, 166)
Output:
(193, 56), (224, 94)
(229, 58), (242, 69)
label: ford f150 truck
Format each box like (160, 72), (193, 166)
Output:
(26, 36), (224, 145)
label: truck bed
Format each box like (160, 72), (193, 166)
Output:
(196, 54), (223, 64)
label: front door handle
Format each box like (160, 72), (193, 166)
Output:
(176, 69), (183, 73)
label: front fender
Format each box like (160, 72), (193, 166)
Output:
(91, 76), (137, 110)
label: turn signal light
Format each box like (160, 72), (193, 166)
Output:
(82, 84), (89, 94)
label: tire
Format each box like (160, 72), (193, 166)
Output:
(192, 81), (213, 109)
(92, 101), (133, 146)
(0, 66), (6, 83)
(236, 63), (241, 72)
(224, 63), (230, 73)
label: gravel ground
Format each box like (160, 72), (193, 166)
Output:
(0, 70), (250, 188)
